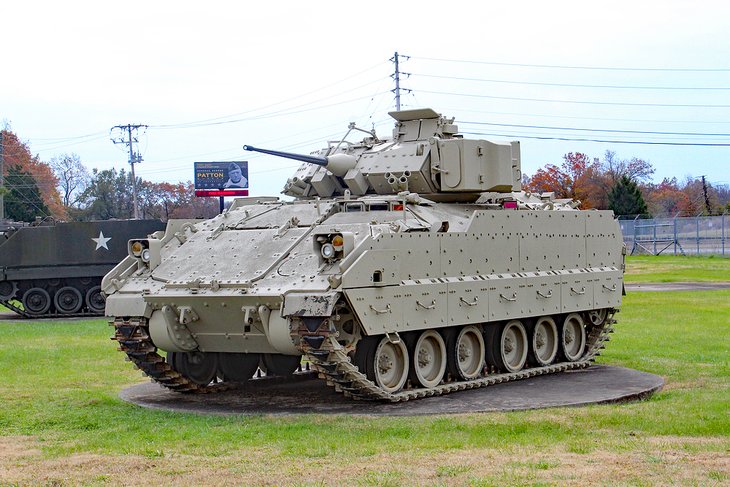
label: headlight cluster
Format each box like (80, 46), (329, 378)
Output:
(317, 234), (344, 261)
(130, 239), (151, 263)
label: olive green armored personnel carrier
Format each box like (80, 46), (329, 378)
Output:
(105, 108), (624, 401)
(0, 219), (165, 318)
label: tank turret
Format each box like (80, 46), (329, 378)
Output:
(244, 108), (522, 201)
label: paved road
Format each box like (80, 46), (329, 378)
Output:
(624, 281), (730, 292)
(0, 311), (94, 322)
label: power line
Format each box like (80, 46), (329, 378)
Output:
(462, 130), (730, 147)
(441, 107), (730, 126)
(418, 89), (730, 108)
(150, 90), (389, 130)
(31, 133), (109, 152)
(411, 72), (730, 91)
(151, 71), (388, 130)
(138, 127), (351, 176)
(1, 169), (50, 218)
(410, 55), (730, 72)
(28, 131), (107, 143)
(461, 121), (730, 138)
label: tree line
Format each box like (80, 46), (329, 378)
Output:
(1, 128), (219, 222)
(522, 151), (728, 218)
(1, 127), (728, 223)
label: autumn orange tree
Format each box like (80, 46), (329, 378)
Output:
(1, 128), (65, 221)
(171, 182), (220, 219)
(643, 177), (689, 217)
(525, 151), (655, 212)
(524, 152), (605, 209)
(139, 181), (218, 220)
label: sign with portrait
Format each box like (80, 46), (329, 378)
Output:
(194, 161), (249, 197)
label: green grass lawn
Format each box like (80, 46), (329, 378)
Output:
(0, 283), (728, 483)
(625, 254), (730, 283)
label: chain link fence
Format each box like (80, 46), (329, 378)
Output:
(619, 214), (729, 256)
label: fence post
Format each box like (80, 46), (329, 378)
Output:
(674, 217), (678, 256)
(632, 214), (640, 255)
(723, 212), (726, 256)
(696, 216), (700, 255)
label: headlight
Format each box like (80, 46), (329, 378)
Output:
(331, 234), (344, 251)
(128, 238), (160, 270)
(315, 232), (351, 262)
(320, 243), (336, 259)
(130, 240), (144, 257)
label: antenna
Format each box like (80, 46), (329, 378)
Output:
(111, 124), (147, 219)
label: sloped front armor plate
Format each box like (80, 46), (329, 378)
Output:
(152, 228), (309, 285)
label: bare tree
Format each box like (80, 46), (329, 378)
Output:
(603, 150), (655, 184)
(50, 153), (90, 208)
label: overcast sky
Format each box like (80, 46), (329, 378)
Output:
(3, 0), (729, 197)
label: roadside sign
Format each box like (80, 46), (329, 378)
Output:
(194, 161), (249, 197)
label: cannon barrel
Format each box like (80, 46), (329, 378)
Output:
(243, 145), (328, 167)
(243, 144), (358, 178)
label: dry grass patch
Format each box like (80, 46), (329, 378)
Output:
(1, 436), (727, 486)
(0, 436), (41, 461)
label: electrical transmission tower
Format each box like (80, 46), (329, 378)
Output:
(390, 51), (411, 111)
(111, 124), (147, 219)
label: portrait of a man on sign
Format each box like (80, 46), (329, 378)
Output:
(223, 162), (248, 189)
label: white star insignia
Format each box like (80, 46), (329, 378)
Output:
(92, 231), (111, 251)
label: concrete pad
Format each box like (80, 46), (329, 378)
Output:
(119, 365), (664, 416)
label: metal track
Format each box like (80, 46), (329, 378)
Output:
(1, 299), (102, 319)
(111, 317), (315, 394)
(301, 312), (616, 402)
(111, 312), (614, 401)
(112, 317), (232, 393)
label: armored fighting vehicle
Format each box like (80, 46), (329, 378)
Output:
(106, 108), (624, 401)
(0, 219), (165, 318)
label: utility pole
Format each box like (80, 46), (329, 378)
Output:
(0, 131), (4, 221)
(111, 124), (147, 219)
(701, 175), (712, 215)
(390, 51), (411, 111)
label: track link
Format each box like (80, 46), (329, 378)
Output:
(111, 317), (315, 393)
(111, 317), (233, 393)
(111, 312), (614, 401)
(1, 299), (102, 319)
(301, 312), (616, 402)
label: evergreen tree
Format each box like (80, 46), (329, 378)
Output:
(608, 175), (649, 217)
(4, 165), (50, 222)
